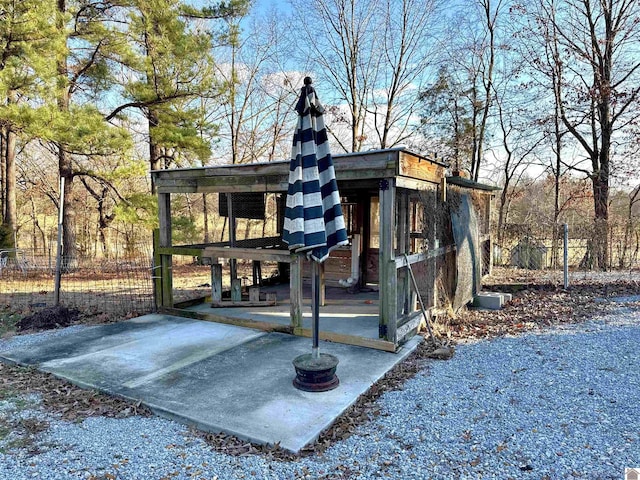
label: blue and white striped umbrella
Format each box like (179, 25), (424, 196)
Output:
(283, 78), (348, 262)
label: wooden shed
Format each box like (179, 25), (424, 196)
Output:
(151, 147), (498, 352)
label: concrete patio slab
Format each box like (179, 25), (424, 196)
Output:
(0, 314), (420, 453)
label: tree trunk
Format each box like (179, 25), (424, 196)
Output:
(592, 165), (609, 270)
(470, 85), (479, 179)
(59, 148), (77, 270)
(552, 105), (562, 269)
(149, 108), (161, 194)
(3, 127), (17, 247)
(497, 181), (509, 247)
(0, 128), (5, 222)
(56, 0), (77, 270)
(96, 191), (113, 258)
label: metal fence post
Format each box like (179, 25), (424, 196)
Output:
(563, 223), (569, 289)
(54, 177), (65, 305)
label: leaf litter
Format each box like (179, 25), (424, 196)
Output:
(0, 269), (637, 461)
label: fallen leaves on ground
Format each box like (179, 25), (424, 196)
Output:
(0, 268), (637, 461)
(443, 279), (639, 341)
(16, 306), (79, 332)
(0, 363), (151, 422)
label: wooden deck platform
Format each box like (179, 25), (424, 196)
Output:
(168, 284), (399, 352)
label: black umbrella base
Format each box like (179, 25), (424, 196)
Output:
(292, 353), (339, 392)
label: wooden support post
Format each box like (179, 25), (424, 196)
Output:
(231, 278), (242, 302)
(226, 193), (238, 284)
(290, 254), (303, 329)
(397, 190), (410, 315)
(249, 286), (260, 302)
(152, 229), (162, 310)
(431, 196), (438, 309)
(379, 178), (397, 344)
(211, 264), (222, 302)
(252, 260), (262, 286)
(158, 193), (173, 309)
(351, 233), (361, 282)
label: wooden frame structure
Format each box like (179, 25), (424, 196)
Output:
(151, 147), (497, 352)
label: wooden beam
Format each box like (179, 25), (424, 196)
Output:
(249, 286), (260, 302)
(395, 176), (439, 191)
(156, 185), (198, 194)
(396, 311), (423, 346)
(158, 192), (171, 247)
(162, 307), (293, 334)
(196, 176), (289, 192)
(204, 162), (289, 177)
(394, 245), (457, 268)
(159, 236), (283, 253)
(397, 190), (410, 316)
(154, 178), (198, 188)
(293, 327), (397, 352)
(152, 167), (206, 180)
(201, 246), (292, 263)
(399, 151), (445, 183)
(230, 279), (242, 302)
(157, 246), (204, 257)
(211, 300), (276, 308)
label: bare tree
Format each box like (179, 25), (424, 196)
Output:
(620, 185), (640, 267)
(523, 0), (640, 269)
(492, 90), (543, 248)
(369, 0), (442, 149)
(211, 11), (300, 165)
(470, 0), (501, 182)
(418, 0), (503, 179)
(290, 0), (442, 153)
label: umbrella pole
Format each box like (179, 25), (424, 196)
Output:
(311, 261), (320, 358)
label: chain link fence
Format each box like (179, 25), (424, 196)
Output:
(0, 244), (155, 317)
(495, 221), (640, 285)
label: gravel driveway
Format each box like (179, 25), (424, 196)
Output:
(1, 307), (638, 479)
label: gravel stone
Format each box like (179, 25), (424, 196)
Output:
(0, 308), (638, 479)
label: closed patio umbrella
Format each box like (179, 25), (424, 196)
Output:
(284, 77), (348, 391)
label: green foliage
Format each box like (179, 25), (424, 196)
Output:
(0, 310), (19, 337)
(123, 0), (247, 165)
(418, 66), (475, 169)
(153, 107), (212, 161)
(0, 0), (63, 99)
(115, 193), (158, 231)
(171, 216), (201, 244)
(0, 224), (15, 249)
(100, 160), (148, 183)
(2, 103), (132, 156)
(180, 0), (250, 19)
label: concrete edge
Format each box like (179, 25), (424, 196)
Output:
(2, 333), (424, 455)
(287, 335), (423, 451)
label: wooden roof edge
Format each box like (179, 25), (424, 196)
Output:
(150, 147), (448, 177)
(338, 146), (449, 168)
(447, 175), (501, 192)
